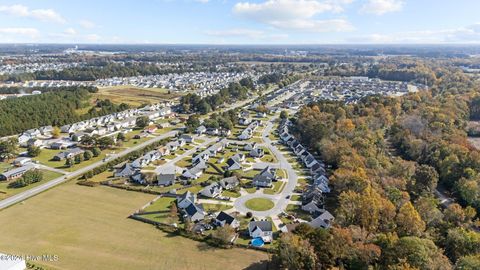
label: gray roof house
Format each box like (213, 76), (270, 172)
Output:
(53, 147), (85, 161)
(0, 164), (35, 181)
(248, 220), (273, 242)
(215, 211), (240, 229)
(114, 163), (139, 178)
(182, 203), (205, 222)
(200, 182), (222, 198)
(308, 210), (334, 229)
(220, 176), (239, 190)
(177, 191), (196, 209)
(157, 166), (176, 186)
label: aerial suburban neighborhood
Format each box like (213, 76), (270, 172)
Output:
(1, 1), (480, 269)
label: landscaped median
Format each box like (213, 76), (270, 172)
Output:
(244, 198), (275, 211)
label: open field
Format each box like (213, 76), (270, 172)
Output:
(94, 86), (183, 107)
(0, 182), (269, 270)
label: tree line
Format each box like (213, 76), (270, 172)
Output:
(280, 66), (480, 269)
(0, 87), (128, 137)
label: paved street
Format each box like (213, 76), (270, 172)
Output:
(154, 136), (217, 172)
(233, 118), (299, 217)
(0, 130), (178, 210)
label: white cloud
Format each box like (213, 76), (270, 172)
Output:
(0, 27), (39, 38)
(0, 4), (65, 23)
(233, 0), (354, 32)
(64, 28), (77, 35)
(360, 0), (404, 15)
(79, 20), (96, 29)
(194, 0), (210, 3)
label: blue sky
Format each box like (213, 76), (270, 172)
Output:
(0, 0), (479, 44)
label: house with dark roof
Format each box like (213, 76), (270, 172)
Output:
(182, 203), (205, 222)
(179, 134), (195, 143)
(225, 154), (244, 171)
(252, 174), (272, 188)
(248, 220), (273, 242)
(302, 196), (324, 214)
(215, 211), (240, 229)
(177, 191), (196, 209)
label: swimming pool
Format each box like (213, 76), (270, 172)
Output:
(251, 237), (264, 247)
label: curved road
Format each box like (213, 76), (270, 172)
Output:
(233, 119), (298, 217)
(0, 130), (178, 210)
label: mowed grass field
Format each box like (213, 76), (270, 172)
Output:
(0, 182), (269, 270)
(94, 86), (183, 107)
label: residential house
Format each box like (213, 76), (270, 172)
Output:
(53, 148), (85, 161)
(244, 142), (258, 151)
(239, 118), (251, 125)
(179, 134), (195, 143)
(249, 147), (265, 158)
(177, 191), (196, 209)
(215, 211), (240, 229)
(144, 125), (158, 133)
(0, 164), (35, 181)
(27, 138), (43, 148)
(114, 163), (139, 178)
(225, 154), (245, 171)
(248, 220), (273, 243)
(308, 210), (334, 229)
(156, 165), (176, 186)
(182, 160), (207, 179)
(200, 182), (222, 198)
(182, 203), (205, 222)
(206, 128), (219, 136)
(12, 157), (32, 167)
(219, 176), (239, 190)
(196, 125), (207, 135)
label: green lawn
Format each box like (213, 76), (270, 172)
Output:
(263, 181), (285, 195)
(0, 162), (12, 174)
(276, 169), (287, 179)
(202, 203), (233, 213)
(0, 169), (63, 200)
(241, 169), (259, 179)
(290, 195), (302, 201)
(33, 148), (108, 172)
(286, 204), (312, 221)
(244, 198), (275, 211)
(142, 197), (176, 212)
(174, 158), (191, 168)
(222, 190), (241, 198)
